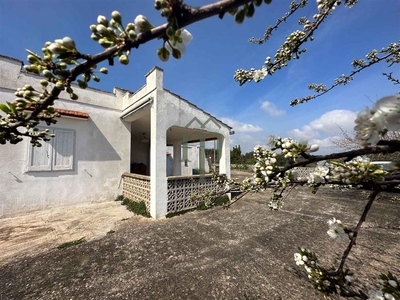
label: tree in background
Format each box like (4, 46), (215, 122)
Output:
(230, 145), (244, 164)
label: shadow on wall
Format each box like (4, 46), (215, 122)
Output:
(76, 119), (122, 162)
(25, 119), (123, 178)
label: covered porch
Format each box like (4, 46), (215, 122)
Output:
(119, 67), (232, 219)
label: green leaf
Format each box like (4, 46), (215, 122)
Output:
(0, 103), (11, 114)
(6, 102), (16, 114)
(25, 49), (41, 59)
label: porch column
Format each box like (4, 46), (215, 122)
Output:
(218, 134), (231, 199)
(172, 141), (181, 176)
(150, 102), (167, 219)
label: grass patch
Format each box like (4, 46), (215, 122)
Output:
(57, 237), (86, 249)
(166, 195), (230, 218)
(115, 195), (124, 201)
(121, 198), (151, 218)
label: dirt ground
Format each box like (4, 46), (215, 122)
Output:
(0, 171), (399, 300)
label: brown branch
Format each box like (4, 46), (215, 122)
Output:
(9, 0), (254, 131)
(383, 72), (400, 86)
(276, 142), (400, 177)
(337, 187), (381, 273)
(291, 52), (395, 105)
(248, 0), (306, 44)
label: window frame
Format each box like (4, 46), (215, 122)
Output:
(27, 127), (76, 172)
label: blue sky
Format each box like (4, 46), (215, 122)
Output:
(0, 0), (399, 153)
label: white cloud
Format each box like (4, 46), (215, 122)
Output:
(260, 101), (286, 116)
(220, 117), (263, 133)
(288, 109), (357, 154)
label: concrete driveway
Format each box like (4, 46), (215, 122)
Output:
(0, 201), (135, 265)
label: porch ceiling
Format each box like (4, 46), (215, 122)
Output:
(166, 126), (219, 145)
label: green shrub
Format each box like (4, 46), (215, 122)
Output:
(121, 198), (150, 218)
(115, 195), (124, 201)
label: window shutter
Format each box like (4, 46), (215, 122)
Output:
(29, 139), (52, 171)
(53, 129), (74, 170)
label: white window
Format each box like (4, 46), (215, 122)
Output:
(28, 128), (75, 171)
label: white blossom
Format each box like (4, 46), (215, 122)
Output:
(384, 293), (395, 300)
(165, 29), (193, 56)
(388, 280), (397, 288)
(307, 166), (329, 184)
(372, 95), (400, 131)
(294, 253), (304, 265)
(134, 15), (153, 33)
(355, 96), (400, 145)
(327, 218), (348, 241)
(307, 144), (319, 153)
(367, 290), (384, 300)
(345, 275), (353, 283)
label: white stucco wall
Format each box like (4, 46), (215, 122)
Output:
(148, 70), (231, 218)
(0, 56), (130, 217)
(1, 56), (232, 219)
(180, 145), (210, 176)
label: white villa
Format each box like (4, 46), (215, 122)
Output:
(0, 54), (233, 219)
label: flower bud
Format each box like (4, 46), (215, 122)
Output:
(154, 0), (162, 9)
(171, 48), (181, 59)
(90, 24), (97, 32)
(161, 8), (171, 17)
(78, 80), (88, 89)
(27, 55), (38, 64)
(111, 11), (122, 25)
(134, 15), (154, 33)
(99, 67), (108, 74)
(43, 55), (52, 62)
(126, 23), (135, 31)
(245, 3), (255, 18)
(24, 84), (34, 91)
(96, 24), (108, 35)
(157, 47), (170, 62)
(119, 55), (129, 65)
(47, 43), (66, 54)
(97, 15), (108, 26)
(308, 144), (319, 152)
(24, 65), (40, 74)
(91, 33), (100, 41)
(56, 81), (65, 90)
(127, 30), (137, 39)
(62, 37), (76, 49)
(98, 38), (113, 48)
(43, 69), (53, 78)
(235, 9), (245, 24)
(40, 80), (48, 87)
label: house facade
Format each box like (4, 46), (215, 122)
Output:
(0, 55), (232, 219)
